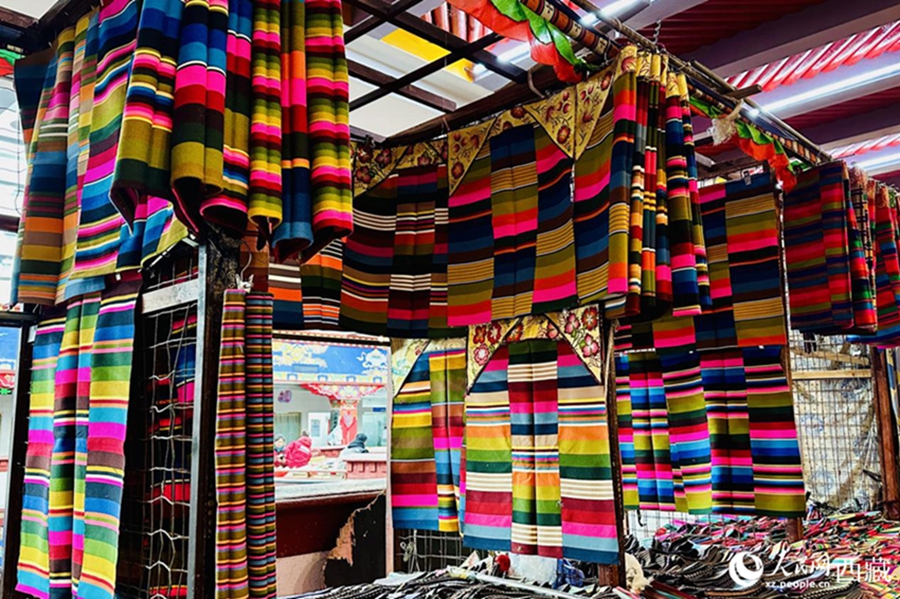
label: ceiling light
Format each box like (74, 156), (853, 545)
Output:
(855, 151), (900, 171)
(580, 14), (598, 26)
(498, 44), (531, 64)
(601, 0), (640, 16)
(745, 107), (760, 118)
(762, 60), (900, 114)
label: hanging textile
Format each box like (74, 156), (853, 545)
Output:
(461, 332), (617, 564)
(13, 9), (187, 307)
(299, 239), (343, 330)
(109, 0), (184, 220)
(17, 278), (142, 599)
(248, 0), (283, 237)
(214, 291), (279, 599)
(301, 0), (352, 261)
(202, 0), (255, 231)
(12, 32), (72, 305)
(169, 0), (229, 234)
(612, 174), (803, 517)
(341, 155), (460, 338)
(390, 341), (466, 532)
(784, 162), (863, 335)
(273, 0), (312, 257)
(215, 290), (250, 599)
(245, 294), (277, 599)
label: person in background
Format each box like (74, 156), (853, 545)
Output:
(285, 431), (313, 468)
(339, 433), (369, 459)
(274, 434), (287, 467)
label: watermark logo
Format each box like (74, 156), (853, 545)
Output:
(728, 552), (764, 587)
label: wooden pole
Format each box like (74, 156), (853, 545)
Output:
(598, 320), (625, 587)
(871, 348), (900, 520)
(770, 164), (805, 541)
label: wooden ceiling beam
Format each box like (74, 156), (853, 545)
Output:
(348, 59), (457, 112)
(345, 0), (426, 43)
(343, 0), (526, 83)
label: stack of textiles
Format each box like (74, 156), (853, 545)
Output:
(289, 571), (634, 599)
(614, 173), (805, 518)
(13, 0), (351, 311)
(632, 509), (900, 599)
(784, 163), (888, 340)
(345, 47), (710, 338)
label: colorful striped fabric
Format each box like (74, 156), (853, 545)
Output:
(245, 294), (277, 599)
(572, 72), (616, 305)
(248, 0), (283, 237)
(462, 338), (617, 563)
(59, 16), (91, 303)
(79, 277), (142, 599)
(13, 32), (71, 306)
(269, 262), (304, 330)
(215, 290), (250, 599)
(202, 0), (254, 232)
(846, 170), (877, 332)
(659, 350), (711, 514)
(110, 0), (183, 220)
(448, 136), (494, 327)
(303, 0), (352, 260)
(17, 316), (66, 599)
(273, 0), (312, 258)
(783, 162), (854, 333)
(742, 346), (805, 517)
(299, 240), (343, 330)
(341, 166), (461, 338)
(391, 342), (466, 532)
(339, 172), (396, 335)
(17, 278), (141, 599)
(614, 354), (638, 509)
(71, 0), (139, 294)
(170, 0), (229, 234)
(679, 73), (710, 311)
(722, 175), (786, 347)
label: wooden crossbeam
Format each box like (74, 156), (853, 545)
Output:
(350, 33), (498, 112)
(345, 0), (426, 43)
(343, 0), (526, 83)
(349, 59), (456, 112)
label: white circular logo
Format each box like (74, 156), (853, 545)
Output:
(729, 552), (764, 588)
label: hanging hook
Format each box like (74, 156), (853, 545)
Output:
(236, 238), (255, 291)
(527, 69), (545, 99)
(652, 19), (662, 47)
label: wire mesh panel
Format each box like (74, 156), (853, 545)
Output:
(789, 331), (880, 512)
(118, 247), (200, 599)
(394, 530), (467, 573)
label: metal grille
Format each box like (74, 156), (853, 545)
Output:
(394, 530), (467, 573)
(118, 245), (199, 598)
(789, 331), (880, 512)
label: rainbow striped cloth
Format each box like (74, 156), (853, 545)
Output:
(17, 277), (142, 599)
